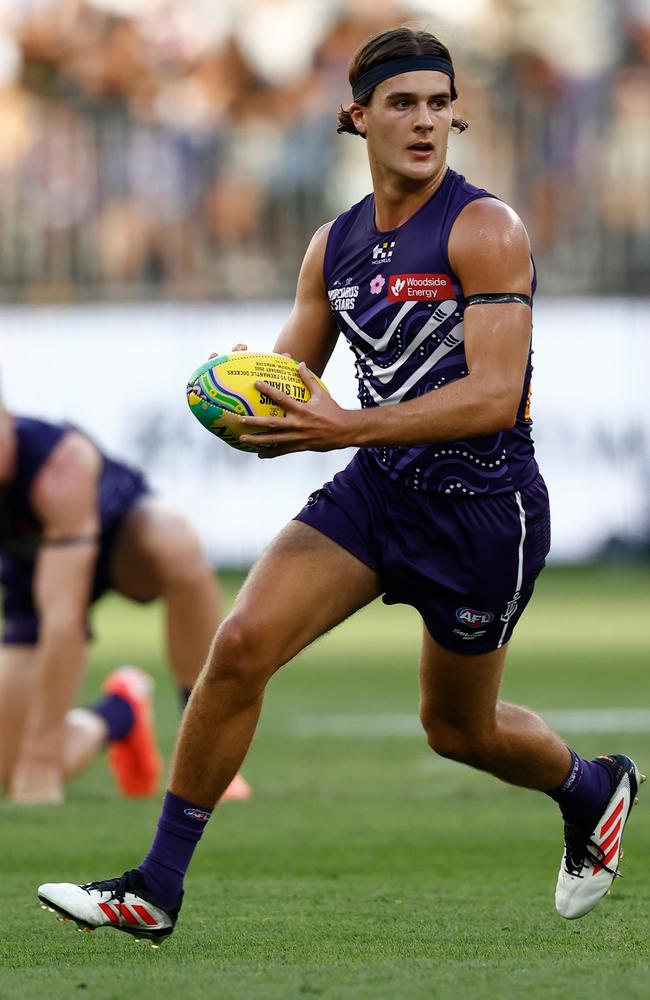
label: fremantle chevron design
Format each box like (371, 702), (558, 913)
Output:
(323, 168), (539, 495)
(338, 292), (517, 495)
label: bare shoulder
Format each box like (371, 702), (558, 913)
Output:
(308, 220), (335, 251)
(449, 198), (532, 294)
(451, 198), (530, 255)
(301, 221), (334, 270)
(295, 221), (335, 296)
(32, 431), (101, 528)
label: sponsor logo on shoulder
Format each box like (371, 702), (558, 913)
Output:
(184, 807), (211, 822)
(455, 607), (494, 628)
(388, 273), (455, 302)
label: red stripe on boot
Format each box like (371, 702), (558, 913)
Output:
(600, 798), (625, 837)
(99, 902), (119, 923)
(132, 904), (158, 926)
(118, 903), (139, 925)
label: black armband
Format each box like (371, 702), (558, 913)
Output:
(464, 293), (532, 308)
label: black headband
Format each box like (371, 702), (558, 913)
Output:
(352, 56), (455, 101)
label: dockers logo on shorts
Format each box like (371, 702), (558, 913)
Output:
(500, 592), (520, 624)
(388, 273), (455, 302)
(455, 607), (494, 628)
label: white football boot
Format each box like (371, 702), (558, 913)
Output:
(555, 754), (644, 919)
(38, 870), (180, 947)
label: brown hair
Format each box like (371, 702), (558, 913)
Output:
(337, 27), (468, 137)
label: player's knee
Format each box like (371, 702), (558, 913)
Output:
(155, 522), (213, 593)
(421, 715), (486, 765)
(423, 723), (467, 761)
(167, 553), (215, 596)
(203, 613), (275, 693)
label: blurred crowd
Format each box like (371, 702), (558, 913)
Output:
(0, 0), (648, 300)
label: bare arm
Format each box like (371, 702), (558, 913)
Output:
(9, 432), (100, 803)
(240, 198), (533, 454)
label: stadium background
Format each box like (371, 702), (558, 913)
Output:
(1, 0), (649, 564)
(1, 2), (650, 998)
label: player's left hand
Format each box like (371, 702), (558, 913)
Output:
(238, 363), (355, 458)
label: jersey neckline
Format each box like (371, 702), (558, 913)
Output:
(369, 166), (452, 237)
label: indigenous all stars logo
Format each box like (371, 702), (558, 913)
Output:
(369, 275), (385, 295)
(328, 282), (360, 311)
(372, 240), (395, 263)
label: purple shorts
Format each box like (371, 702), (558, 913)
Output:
(1, 463), (150, 645)
(295, 450), (550, 654)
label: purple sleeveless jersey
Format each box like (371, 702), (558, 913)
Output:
(324, 168), (538, 496)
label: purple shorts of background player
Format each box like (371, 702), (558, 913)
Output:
(295, 449), (551, 654)
(1, 462), (150, 645)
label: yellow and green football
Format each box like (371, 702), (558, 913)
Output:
(186, 351), (328, 452)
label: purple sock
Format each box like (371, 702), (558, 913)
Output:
(88, 693), (134, 742)
(138, 791), (212, 909)
(547, 749), (613, 826)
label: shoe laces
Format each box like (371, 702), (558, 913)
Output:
(563, 823), (621, 880)
(81, 871), (182, 920)
(81, 870), (141, 903)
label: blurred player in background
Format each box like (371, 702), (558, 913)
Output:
(0, 406), (251, 805)
(38, 26), (640, 940)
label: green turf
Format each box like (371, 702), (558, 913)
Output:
(2, 564), (649, 998)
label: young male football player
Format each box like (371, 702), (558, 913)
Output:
(0, 408), (250, 804)
(38, 27), (640, 940)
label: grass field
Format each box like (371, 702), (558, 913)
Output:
(1, 564), (649, 999)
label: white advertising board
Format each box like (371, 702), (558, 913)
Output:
(2, 299), (648, 564)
